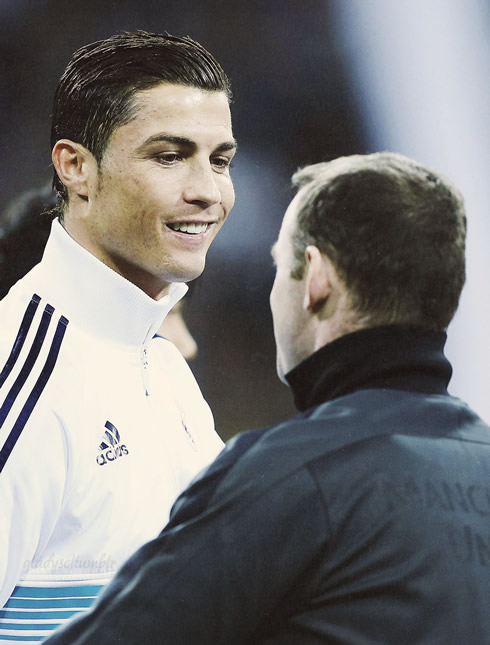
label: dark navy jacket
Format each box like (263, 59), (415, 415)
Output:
(46, 326), (490, 644)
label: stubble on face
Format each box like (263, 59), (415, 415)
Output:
(67, 84), (236, 299)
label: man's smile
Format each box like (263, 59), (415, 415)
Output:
(167, 222), (210, 235)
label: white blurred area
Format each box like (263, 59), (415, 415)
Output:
(332, 0), (490, 422)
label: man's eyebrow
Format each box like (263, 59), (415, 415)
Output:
(138, 134), (197, 151)
(215, 140), (238, 153)
(138, 133), (238, 153)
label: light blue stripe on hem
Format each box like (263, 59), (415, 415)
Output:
(4, 598), (94, 609)
(0, 611), (78, 620)
(0, 624), (59, 631)
(10, 586), (104, 599)
(0, 636), (46, 642)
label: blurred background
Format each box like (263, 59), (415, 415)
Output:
(1, 0), (489, 438)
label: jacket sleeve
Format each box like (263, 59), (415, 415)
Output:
(0, 403), (68, 605)
(45, 447), (328, 644)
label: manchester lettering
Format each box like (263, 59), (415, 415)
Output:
(381, 477), (490, 517)
(445, 521), (490, 567)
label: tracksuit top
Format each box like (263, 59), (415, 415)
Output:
(0, 219), (223, 643)
(46, 326), (490, 644)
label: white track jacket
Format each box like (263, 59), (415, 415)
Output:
(0, 220), (224, 642)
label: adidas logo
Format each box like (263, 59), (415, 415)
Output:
(96, 421), (129, 466)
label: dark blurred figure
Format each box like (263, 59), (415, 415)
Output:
(0, 184), (55, 298)
(159, 299), (198, 361)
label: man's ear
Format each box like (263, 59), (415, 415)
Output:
(51, 139), (93, 200)
(303, 246), (332, 313)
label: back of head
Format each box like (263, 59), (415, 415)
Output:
(51, 30), (232, 210)
(0, 185), (56, 298)
(291, 152), (466, 331)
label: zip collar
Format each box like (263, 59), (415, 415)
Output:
(286, 325), (452, 412)
(35, 219), (187, 347)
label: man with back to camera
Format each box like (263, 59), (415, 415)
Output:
(46, 152), (490, 644)
(0, 30), (236, 642)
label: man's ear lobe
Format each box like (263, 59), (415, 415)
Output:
(303, 246), (330, 312)
(51, 139), (92, 199)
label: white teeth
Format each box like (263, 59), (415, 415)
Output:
(168, 222), (208, 234)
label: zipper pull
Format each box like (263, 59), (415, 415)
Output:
(141, 344), (150, 396)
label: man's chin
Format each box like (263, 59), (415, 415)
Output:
(168, 259), (207, 284)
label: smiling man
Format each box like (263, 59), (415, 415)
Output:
(0, 31), (235, 643)
(55, 83), (236, 298)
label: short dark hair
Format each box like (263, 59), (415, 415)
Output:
(51, 30), (232, 209)
(291, 152), (466, 331)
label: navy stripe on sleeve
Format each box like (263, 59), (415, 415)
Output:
(0, 303), (55, 428)
(0, 294), (41, 389)
(0, 308), (69, 473)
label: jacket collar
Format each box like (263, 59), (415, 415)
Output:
(36, 219), (187, 346)
(285, 325), (452, 412)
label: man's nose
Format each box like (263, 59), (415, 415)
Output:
(183, 161), (221, 207)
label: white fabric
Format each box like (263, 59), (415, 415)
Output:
(0, 220), (223, 642)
